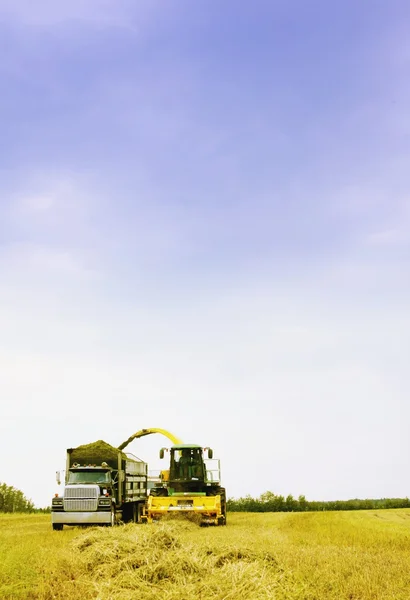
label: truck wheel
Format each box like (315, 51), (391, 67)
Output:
(132, 503), (138, 523)
(52, 524), (63, 531)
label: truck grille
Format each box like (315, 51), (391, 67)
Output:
(65, 486), (99, 499)
(64, 486), (99, 512)
(64, 498), (98, 512)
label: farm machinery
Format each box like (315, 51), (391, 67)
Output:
(118, 428), (227, 526)
(51, 428), (226, 529)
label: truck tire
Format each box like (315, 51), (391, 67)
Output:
(123, 503), (142, 524)
(52, 524), (63, 531)
(132, 503), (140, 523)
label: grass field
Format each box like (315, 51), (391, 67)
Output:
(1, 510), (410, 599)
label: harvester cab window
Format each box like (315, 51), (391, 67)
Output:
(174, 448), (203, 480)
(180, 449), (191, 478)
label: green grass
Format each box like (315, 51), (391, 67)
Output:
(1, 510), (410, 599)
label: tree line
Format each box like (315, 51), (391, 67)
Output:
(227, 491), (410, 512)
(0, 482), (35, 513)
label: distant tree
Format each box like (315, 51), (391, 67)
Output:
(285, 494), (297, 512)
(35, 506), (51, 513)
(0, 483), (34, 513)
(260, 491), (276, 503)
(298, 495), (308, 511)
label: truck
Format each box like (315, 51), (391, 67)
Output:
(51, 440), (148, 530)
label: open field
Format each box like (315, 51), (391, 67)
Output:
(1, 510), (410, 599)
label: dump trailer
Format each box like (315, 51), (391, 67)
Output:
(51, 440), (148, 530)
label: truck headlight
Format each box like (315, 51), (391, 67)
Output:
(98, 498), (112, 506)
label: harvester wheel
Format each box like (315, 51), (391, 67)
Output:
(219, 487), (227, 526)
(206, 486), (227, 525)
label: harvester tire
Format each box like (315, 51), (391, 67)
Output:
(219, 487), (227, 526)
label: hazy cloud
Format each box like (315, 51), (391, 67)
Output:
(0, 0), (153, 29)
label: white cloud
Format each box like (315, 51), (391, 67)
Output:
(0, 0), (158, 31)
(365, 227), (409, 246)
(330, 184), (393, 220)
(7, 171), (94, 221)
(15, 195), (55, 214)
(0, 0), (119, 25)
(1, 242), (94, 277)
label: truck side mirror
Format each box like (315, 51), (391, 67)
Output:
(159, 448), (164, 459)
(208, 448), (213, 459)
(56, 471), (61, 486)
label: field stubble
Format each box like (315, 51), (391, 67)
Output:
(1, 510), (410, 599)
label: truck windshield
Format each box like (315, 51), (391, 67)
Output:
(68, 470), (111, 484)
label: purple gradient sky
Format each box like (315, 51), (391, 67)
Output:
(1, 1), (410, 507)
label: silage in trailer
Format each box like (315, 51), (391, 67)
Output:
(68, 440), (127, 470)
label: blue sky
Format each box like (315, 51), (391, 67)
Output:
(1, 1), (410, 507)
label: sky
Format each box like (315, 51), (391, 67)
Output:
(1, 0), (410, 509)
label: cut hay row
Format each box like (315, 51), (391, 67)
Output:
(43, 521), (285, 600)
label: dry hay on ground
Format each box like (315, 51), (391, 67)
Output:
(47, 521), (287, 600)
